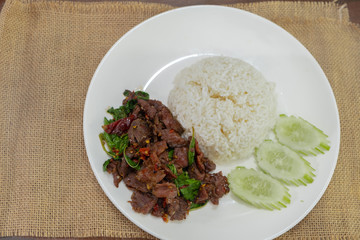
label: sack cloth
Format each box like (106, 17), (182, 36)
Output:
(0, 0), (359, 238)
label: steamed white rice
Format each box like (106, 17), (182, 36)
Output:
(168, 56), (277, 162)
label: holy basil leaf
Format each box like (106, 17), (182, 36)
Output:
(123, 147), (140, 170)
(123, 89), (131, 97)
(180, 180), (201, 201)
(135, 91), (149, 100)
(124, 99), (137, 114)
(113, 134), (129, 153)
(190, 201), (208, 211)
(100, 132), (129, 159)
(103, 159), (111, 172)
(123, 90), (149, 100)
(168, 149), (174, 161)
(188, 127), (196, 166)
(99, 133), (116, 158)
(174, 172), (190, 187)
(103, 117), (112, 125)
(167, 164), (177, 175)
(107, 106), (127, 121)
(174, 172), (201, 201)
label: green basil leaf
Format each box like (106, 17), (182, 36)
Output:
(103, 159), (111, 172)
(180, 180), (201, 201)
(123, 89), (131, 97)
(103, 117), (113, 125)
(135, 91), (149, 100)
(190, 201), (208, 211)
(123, 147), (140, 170)
(167, 164), (177, 175)
(124, 99), (137, 114)
(174, 171), (202, 201)
(99, 133), (116, 158)
(188, 127), (196, 166)
(107, 106), (127, 121)
(168, 149), (174, 161)
(103, 132), (115, 149)
(174, 172), (190, 187)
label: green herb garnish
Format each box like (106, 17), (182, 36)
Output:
(123, 90), (131, 96)
(123, 147), (141, 170)
(135, 91), (149, 100)
(99, 133), (129, 159)
(174, 172), (201, 201)
(103, 159), (111, 172)
(190, 201), (208, 210)
(123, 90), (149, 100)
(99, 133), (117, 158)
(168, 148), (174, 161)
(188, 127), (196, 166)
(167, 163), (177, 175)
(107, 99), (137, 121)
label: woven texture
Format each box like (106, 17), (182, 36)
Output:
(0, 0), (359, 238)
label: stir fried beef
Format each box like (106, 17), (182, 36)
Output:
(195, 185), (209, 204)
(128, 119), (152, 146)
(158, 106), (184, 134)
(117, 158), (131, 179)
(106, 160), (122, 187)
(203, 172), (230, 205)
(166, 197), (190, 221)
(137, 99), (157, 120)
(124, 173), (149, 193)
(188, 163), (205, 181)
(130, 190), (157, 214)
(151, 199), (166, 217)
(203, 157), (216, 172)
(158, 151), (170, 165)
(136, 166), (166, 184)
(152, 182), (178, 198)
(173, 147), (188, 168)
(102, 90), (229, 221)
(160, 129), (188, 148)
(150, 141), (168, 156)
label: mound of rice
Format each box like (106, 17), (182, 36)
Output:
(168, 56), (277, 163)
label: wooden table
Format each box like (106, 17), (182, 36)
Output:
(0, 0), (358, 239)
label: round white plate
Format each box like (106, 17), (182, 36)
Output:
(83, 5), (340, 240)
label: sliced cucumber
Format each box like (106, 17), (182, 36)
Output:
(256, 140), (315, 186)
(228, 167), (291, 210)
(275, 114), (330, 156)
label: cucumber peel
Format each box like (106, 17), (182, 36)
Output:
(255, 140), (315, 186)
(274, 114), (330, 156)
(228, 167), (291, 210)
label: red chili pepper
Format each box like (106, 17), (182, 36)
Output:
(139, 147), (150, 156)
(169, 129), (174, 133)
(162, 199), (167, 208)
(103, 114), (135, 136)
(162, 214), (169, 223)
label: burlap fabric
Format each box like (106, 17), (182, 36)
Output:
(0, 0), (359, 238)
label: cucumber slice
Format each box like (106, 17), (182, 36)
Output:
(228, 167), (291, 210)
(256, 140), (315, 186)
(275, 114), (330, 156)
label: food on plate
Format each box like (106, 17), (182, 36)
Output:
(229, 114), (330, 209)
(275, 114), (330, 156)
(168, 56), (277, 163)
(228, 167), (291, 210)
(99, 90), (229, 221)
(255, 140), (315, 186)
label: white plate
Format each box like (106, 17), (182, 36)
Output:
(83, 5), (340, 240)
